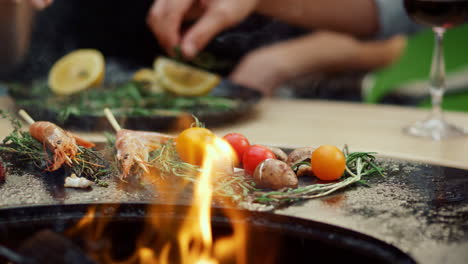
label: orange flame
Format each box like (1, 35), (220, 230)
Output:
(175, 137), (235, 264)
(139, 136), (242, 264)
(70, 135), (246, 264)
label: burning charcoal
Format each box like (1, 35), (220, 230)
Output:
(18, 230), (96, 264)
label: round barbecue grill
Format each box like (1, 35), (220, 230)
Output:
(0, 203), (416, 264)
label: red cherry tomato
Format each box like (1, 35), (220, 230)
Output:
(243, 145), (276, 175)
(223, 133), (250, 165)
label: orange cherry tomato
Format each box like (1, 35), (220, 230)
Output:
(311, 145), (346, 181)
(176, 127), (215, 166)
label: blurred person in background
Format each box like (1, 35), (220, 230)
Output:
(17, 0), (411, 97)
(147, 0), (419, 95)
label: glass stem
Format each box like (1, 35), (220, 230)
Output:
(429, 27), (446, 119)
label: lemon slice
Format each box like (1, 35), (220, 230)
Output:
(48, 49), (105, 95)
(154, 57), (221, 96)
(133, 68), (156, 83)
(132, 68), (164, 93)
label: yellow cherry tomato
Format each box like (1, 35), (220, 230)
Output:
(176, 127), (215, 166)
(311, 145), (346, 181)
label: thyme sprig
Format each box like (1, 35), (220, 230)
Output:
(149, 140), (198, 180)
(147, 141), (255, 200)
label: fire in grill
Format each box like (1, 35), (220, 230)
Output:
(0, 204), (415, 264)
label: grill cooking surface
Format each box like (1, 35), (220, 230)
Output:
(0, 156), (467, 263)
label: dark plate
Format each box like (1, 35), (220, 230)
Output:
(8, 80), (262, 131)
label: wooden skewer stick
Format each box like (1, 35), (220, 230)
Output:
(18, 109), (35, 125)
(103, 108), (121, 132)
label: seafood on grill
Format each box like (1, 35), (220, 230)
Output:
(104, 108), (175, 179)
(29, 121), (96, 171)
(17, 110), (95, 171)
(115, 129), (174, 179)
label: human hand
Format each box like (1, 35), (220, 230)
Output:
(147, 0), (260, 58)
(230, 32), (406, 96)
(230, 46), (294, 96)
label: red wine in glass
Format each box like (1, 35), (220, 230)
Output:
(404, 0), (468, 28)
(402, 0), (468, 140)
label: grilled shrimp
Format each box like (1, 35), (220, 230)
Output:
(29, 121), (96, 171)
(115, 129), (174, 179)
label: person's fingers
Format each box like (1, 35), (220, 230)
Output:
(356, 35), (407, 69)
(231, 32), (407, 97)
(181, 0), (257, 58)
(147, 0), (194, 56)
(184, 1), (205, 20)
(229, 33), (341, 95)
(181, 6), (234, 58)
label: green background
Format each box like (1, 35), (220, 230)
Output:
(365, 24), (468, 112)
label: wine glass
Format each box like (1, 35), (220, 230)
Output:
(403, 0), (468, 140)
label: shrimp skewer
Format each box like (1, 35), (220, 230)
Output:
(18, 110), (95, 171)
(104, 108), (175, 179)
(115, 129), (173, 178)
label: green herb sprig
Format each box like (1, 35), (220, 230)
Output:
(147, 140), (255, 200)
(149, 140), (198, 180)
(14, 82), (238, 125)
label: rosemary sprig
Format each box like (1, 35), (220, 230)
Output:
(12, 82), (239, 125)
(149, 140), (198, 180)
(71, 147), (111, 187)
